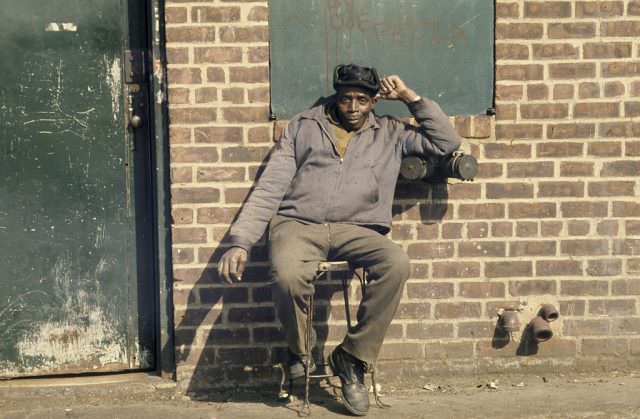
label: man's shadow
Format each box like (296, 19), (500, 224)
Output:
(176, 99), (451, 411)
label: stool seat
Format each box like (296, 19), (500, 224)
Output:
(317, 261), (350, 272)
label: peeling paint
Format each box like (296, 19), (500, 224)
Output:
(45, 23), (78, 32)
(104, 55), (122, 119)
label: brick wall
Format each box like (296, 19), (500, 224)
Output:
(165, 0), (640, 393)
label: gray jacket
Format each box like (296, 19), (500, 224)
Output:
(228, 98), (461, 250)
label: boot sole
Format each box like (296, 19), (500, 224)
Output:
(329, 352), (368, 416)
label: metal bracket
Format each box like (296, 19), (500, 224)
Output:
(124, 50), (145, 84)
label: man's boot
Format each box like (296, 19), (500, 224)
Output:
(329, 345), (369, 416)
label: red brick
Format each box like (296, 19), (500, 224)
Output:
(424, 342), (474, 359)
(496, 23), (543, 39)
(602, 62), (640, 78)
(568, 220), (590, 236)
(248, 46), (269, 63)
(583, 42), (632, 59)
(223, 106), (270, 123)
(553, 84), (574, 100)
(171, 187), (220, 204)
(626, 102), (640, 117)
(168, 68), (202, 84)
(601, 161), (640, 176)
(521, 103), (568, 119)
(527, 84), (549, 100)
(406, 323), (454, 339)
(457, 321), (496, 338)
(588, 142), (621, 157)
(198, 166), (245, 183)
(563, 319), (609, 336)
(206, 67), (226, 83)
(548, 22), (596, 38)
(443, 183), (482, 200)
(509, 203), (556, 219)
(509, 280), (557, 296)
(537, 142), (583, 158)
(561, 239), (609, 256)
(628, 141), (640, 156)
(532, 43), (578, 59)
(166, 47), (189, 64)
(248, 6), (268, 21)
(432, 262), (481, 279)
(172, 208), (193, 224)
(248, 126), (271, 143)
(631, 1), (640, 15)
(627, 220), (640, 235)
(171, 167), (192, 183)
(396, 303), (431, 319)
(524, 2), (571, 17)
(599, 122), (640, 137)
(172, 227), (207, 244)
(495, 124), (543, 139)
(441, 223), (462, 239)
(605, 81), (626, 97)
(219, 26), (268, 42)
(496, 104), (516, 120)
(169, 88), (190, 104)
(378, 343), (423, 360)
(576, 1), (624, 17)
(589, 299), (636, 316)
(601, 21), (640, 37)
(229, 66), (269, 83)
(612, 201), (640, 217)
(582, 338), (628, 355)
(458, 241), (506, 258)
(561, 201), (608, 217)
(495, 44), (529, 60)
(507, 162), (554, 178)
(435, 302), (482, 319)
(578, 82), (600, 99)
(195, 126), (243, 144)
(477, 163), (503, 178)
(589, 181), (635, 197)
(613, 239), (640, 256)
(541, 221), (563, 237)
(467, 222), (489, 238)
(171, 146), (219, 163)
(495, 64), (543, 81)
(406, 281), (454, 300)
(516, 221), (538, 237)
(407, 242), (454, 259)
(537, 260), (583, 276)
(574, 102), (620, 118)
(165, 7), (187, 23)
(458, 203), (506, 220)
(415, 223), (438, 239)
(598, 220), (620, 236)
(560, 162), (593, 177)
(538, 181), (584, 197)
(510, 240), (556, 257)
(496, 2), (519, 17)
(170, 108), (217, 124)
(587, 259), (623, 276)
(491, 222), (513, 237)
(197, 207), (240, 224)
(248, 87), (270, 103)
(486, 183), (533, 199)
(612, 279), (640, 295)
(562, 280), (609, 297)
(548, 123), (595, 139)
(486, 261), (532, 278)
(194, 47), (243, 64)
(549, 63), (596, 79)
(222, 87), (245, 104)
(191, 6), (240, 22)
(560, 300), (586, 316)
(496, 85), (523, 101)
(484, 143), (531, 159)
(459, 282), (505, 298)
(195, 87), (219, 103)
(166, 27), (216, 43)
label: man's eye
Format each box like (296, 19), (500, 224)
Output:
(358, 98), (368, 104)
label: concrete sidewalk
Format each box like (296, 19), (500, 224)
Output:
(1, 371), (640, 418)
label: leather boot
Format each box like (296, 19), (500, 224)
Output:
(329, 345), (369, 416)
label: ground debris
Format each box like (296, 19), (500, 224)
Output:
(477, 380), (499, 390)
(422, 383), (457, 393)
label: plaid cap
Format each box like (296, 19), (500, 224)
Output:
(333, 64), (381, 94)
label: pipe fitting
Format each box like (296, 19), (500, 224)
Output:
(539, 304), (559, 322)
(530, 316), (553, 343)
(499, 309), (520, 333)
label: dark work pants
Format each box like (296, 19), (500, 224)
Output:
(268, 215), (410, 365)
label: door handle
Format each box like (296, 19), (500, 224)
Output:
(130, 115), (143, 129)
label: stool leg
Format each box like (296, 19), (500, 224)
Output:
(303, 293), (314, 412)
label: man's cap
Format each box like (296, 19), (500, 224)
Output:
(333, 64), (380, 95)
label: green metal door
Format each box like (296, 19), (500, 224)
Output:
(0, 0), (156, 377)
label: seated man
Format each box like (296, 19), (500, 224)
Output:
(218, 64), (461, 415)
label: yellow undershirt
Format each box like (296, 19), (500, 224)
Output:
(326, 104), (359, 159)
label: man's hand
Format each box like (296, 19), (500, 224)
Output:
(378, 75), (421, 103)
(217, 247), (248, 284)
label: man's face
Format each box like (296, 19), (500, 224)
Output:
(335, 87), (376, 131)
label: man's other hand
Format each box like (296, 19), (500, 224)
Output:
(217, 247), (248, 284)
(378, 75), (420, 103)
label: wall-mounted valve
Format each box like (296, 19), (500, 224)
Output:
(539, 304), (559, 322)
(400, 151), (478, 182)
(530, 317), (553, 343)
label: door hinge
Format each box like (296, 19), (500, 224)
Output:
(124, 50), (145, 84)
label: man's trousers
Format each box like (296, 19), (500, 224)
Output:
(268, 215), (410, 365)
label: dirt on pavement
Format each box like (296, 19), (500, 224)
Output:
(1, 371), (640, 418)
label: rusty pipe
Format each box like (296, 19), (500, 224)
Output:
(499, 309), (520, 333)
(539, 304), (559, 322)
(530, 317), (553, 342)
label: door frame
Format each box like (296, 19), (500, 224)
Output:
(147, 0), (175, 379)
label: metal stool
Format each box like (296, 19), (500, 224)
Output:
(289, 261), (389, 414)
